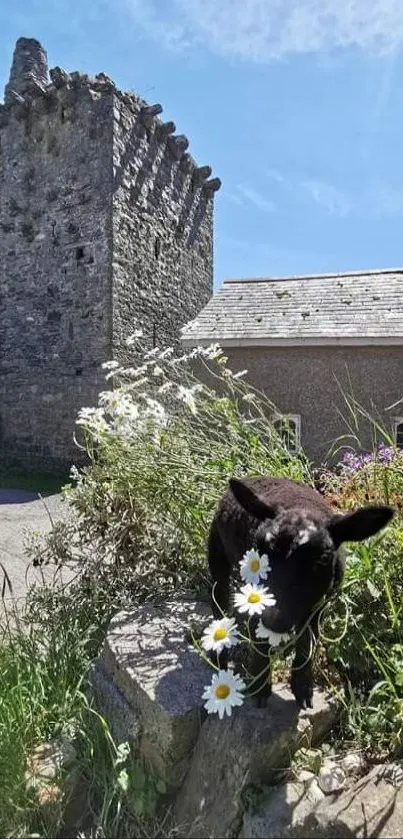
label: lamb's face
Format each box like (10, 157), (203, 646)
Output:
(228, 477), (394, 633)
(254, 510), (338, 633)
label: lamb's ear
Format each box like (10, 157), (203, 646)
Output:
(229, 478), (278, 521)
(328, 505), (395, 548)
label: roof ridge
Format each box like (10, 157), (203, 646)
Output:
(223, 268), (403, 285)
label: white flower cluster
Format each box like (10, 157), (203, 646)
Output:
(75, 341), (228, 445)
(200, 546), (292, 719)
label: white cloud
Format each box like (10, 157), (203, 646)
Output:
(263, 168), (403, 217)
(235, 184), (276, 213)
(122, 0), (403, 61)
(301, 178), (351, 216)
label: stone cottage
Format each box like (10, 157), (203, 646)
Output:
(181, 269), (403, 464)
(0, 38), (220, 471)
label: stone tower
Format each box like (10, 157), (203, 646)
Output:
(0, 38), (220, 471)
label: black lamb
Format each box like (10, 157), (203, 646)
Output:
(207, 476), (394, 708)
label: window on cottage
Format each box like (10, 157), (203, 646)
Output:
(272, 414), (301, 453)
(392, 418), (403, 449)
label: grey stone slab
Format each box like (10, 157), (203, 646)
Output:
(301, 762), (403, 839)
(98, 600), (212, 787)
(174, 686), (338, 838)
(241, 778), (326, 839)
(90, 659), (140, 746)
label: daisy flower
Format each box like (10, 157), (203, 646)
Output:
(240, 548), (270, 584)
(256, 620), (291, 647)
(202, 669), (245, 719)
(201, 617), (239, 655)
(234, 584), (276, 617)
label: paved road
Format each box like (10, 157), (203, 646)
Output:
(0, 491), (72, 607)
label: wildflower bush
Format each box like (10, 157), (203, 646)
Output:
(319, 444), (403, 755)
(35, 339), (312, 601)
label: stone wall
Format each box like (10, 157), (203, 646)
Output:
(0, 38), (219, 471)
(112, 96), (215, 361)
(210, 344), (403, 464)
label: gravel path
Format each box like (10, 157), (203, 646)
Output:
(0, 491), (72, 607)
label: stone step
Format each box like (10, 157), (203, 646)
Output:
(91, 599), (339, 837)
(174, 685), (338, 838)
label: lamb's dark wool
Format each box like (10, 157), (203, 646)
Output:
(208, 476), (394, 709)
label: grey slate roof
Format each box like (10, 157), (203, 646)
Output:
(181, 269), (403, 346)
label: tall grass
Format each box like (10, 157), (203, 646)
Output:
(319, 434), (403, 755)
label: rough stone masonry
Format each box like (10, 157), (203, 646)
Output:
(0, 38), (220, 471)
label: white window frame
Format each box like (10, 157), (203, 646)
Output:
(271, 413), (301, 454)
(392, 417), (403, 449)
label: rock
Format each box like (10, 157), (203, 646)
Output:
(340, 751), (367, 778)
(25, 736), (77, 813)
(174, 686), (338, 838)
(241, 776), (326, 839)
(298, 769), (316, 786)
(309, 778), (327, 805)
(90, 658), (141, 746)
(300, 762), (403, 837)
(93, 599), (212, 788)
(26, 736), (77, 784)
(318, 761), (346, 794)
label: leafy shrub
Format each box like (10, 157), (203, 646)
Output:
(319, 444), (403, 754)
(33, 340), (312, 601)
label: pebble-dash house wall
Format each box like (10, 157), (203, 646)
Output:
(0, 38), (220, 471)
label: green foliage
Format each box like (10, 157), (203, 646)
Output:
(77, 713), (168, 837)
(0, 603), (92, 837)
(319, 448), (403, 755)
(31, 342), (312, 601)
(0, 596), (168, 838)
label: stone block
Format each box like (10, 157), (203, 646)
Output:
(241, 762), (403, 839)
(241, 777), (326, 839)
(95, 600), (212, 787)
(90, 658), (140, 746)
(174, 685), (338, 838)
(301, 762), (403, 838)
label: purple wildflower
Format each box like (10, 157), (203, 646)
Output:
(341, 449), (375, 473)
(377, 443), (395, 464)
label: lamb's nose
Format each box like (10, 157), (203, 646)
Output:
(261, 606), (292, 634)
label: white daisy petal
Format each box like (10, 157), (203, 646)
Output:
(239, 549), (271, 584)
(202, 669), (245, 718)
(234, 583), (276, 617)
(201, 617), (239, 655)
(256, 621), (291, 647)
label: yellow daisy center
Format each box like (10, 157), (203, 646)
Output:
(248, 592), (261, 604)
(215, 684), (230, 700)
(250, 559), (260, 572)
(213, 627), (228, 641)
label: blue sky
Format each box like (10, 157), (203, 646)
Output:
(2, 1), (403, 289)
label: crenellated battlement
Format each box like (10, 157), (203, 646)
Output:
(1, 39), (221, 194)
